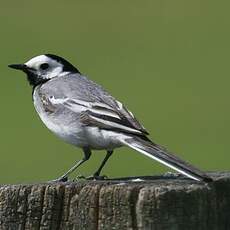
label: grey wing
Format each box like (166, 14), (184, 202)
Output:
(40, 73), (149, 136)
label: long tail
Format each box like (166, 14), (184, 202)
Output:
(121, 136), (212, 182)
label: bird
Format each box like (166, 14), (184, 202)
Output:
(8, 54), (212, 183)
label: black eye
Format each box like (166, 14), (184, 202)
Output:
(40, 63), (49, 70)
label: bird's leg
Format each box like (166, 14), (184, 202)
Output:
(92, 150), (113, 178)
(51, 147), (92, 182)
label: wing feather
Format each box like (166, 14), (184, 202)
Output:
(48, 96), (148, 136)
(40, 74), (149, 135)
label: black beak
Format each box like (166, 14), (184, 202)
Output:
(8, 64), (27, 71)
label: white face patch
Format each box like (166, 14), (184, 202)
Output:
(25, 55), (65, 79)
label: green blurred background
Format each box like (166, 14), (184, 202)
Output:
(1, 0), (229, 184)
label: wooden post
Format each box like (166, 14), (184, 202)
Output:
(0, 172), (229, 230)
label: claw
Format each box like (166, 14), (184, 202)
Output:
(73, 175), (86, 181)
(48, 176), (68, 183)
(86, 175), (108, 180)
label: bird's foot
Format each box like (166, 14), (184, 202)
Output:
(48, 176), (68, 183)
(73, 175), (87, 181)
(86, 175), (108, 180)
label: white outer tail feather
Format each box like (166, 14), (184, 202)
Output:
(121, 137), (206, 182)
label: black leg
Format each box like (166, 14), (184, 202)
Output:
(52, 147), (92, 182)
(93, 150), (113, 177)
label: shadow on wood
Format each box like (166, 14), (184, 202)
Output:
(0, 172), (229, 230)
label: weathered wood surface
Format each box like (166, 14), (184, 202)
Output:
(0, 172), (229, 230)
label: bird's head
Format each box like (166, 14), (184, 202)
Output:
(8, 54), (80, 87)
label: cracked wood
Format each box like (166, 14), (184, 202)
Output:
(0, 172), (229, 230)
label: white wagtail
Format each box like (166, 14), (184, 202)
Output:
(9, 54), (212, 182)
